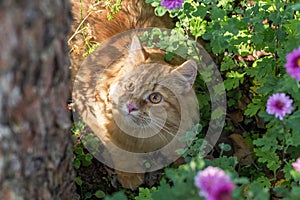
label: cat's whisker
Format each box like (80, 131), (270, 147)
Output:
(157, 132), (169, 144)
(148, 119), (177, 137)
(137, 117), (170, 147)
(153, 116), (188, 133)
(149, 117), (182, 133)
(147, 123), (169, 144)
(135, 115), (151, 127)
(125, 115), (183, 147)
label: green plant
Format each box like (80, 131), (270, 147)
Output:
(125, 0), (300, 199)
(72, 0), (300, 199)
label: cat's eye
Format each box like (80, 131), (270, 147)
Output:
(148, 92), (163, 104)
(125, 82), (135, 91)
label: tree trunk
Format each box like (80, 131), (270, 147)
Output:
(0, 0), (76, 199)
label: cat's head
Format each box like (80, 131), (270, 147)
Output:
(108, 35), (199, 140)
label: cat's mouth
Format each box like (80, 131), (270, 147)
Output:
(115, 103), (151, 127)
(125, 113), (151, 127)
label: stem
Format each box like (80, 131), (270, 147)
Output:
(68, 2), (102, 45)
(281, 120), (289, 162)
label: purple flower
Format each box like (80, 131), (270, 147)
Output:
(194, 166), (235, 200)
(266, 93), (293, 120)
(285, 46), (300, 82)
(161, 0), (184, 10)
(292, 158), (300, 172)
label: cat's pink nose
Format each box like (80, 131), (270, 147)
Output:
(126, 103), (138, 113)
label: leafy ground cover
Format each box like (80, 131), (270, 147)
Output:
(70, 0), (300, 199)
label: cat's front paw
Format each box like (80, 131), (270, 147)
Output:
(115, 171), (144, 190)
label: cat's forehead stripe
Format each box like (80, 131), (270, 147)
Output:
(133, 64), (168, 84)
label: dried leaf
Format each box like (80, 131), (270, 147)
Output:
(255, 115), (265, 129)
(228, 110), (243, 125)
(229, 133), (254, 166)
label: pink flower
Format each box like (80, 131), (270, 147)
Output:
(161, 0), (184, 10)
(292, 158), (300, 172)
(266, 93), (293, 120)
(194, 166), (235, 200)
(285, 46), (300, 82)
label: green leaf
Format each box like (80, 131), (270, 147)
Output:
(190, 18), (207, 38)
(224, 78), (237, 90)
(74, 147), (83, 155)
(154, 6), (167, 17)
(255, 149), (281, 172)
(85, 153), (93, 161)
(286, 110), (300, 132)
(192, 5), (207, 18)
(135, 188), (152, 200)
(283, 162), (293, 181)
(253, 133), (278, 151)
(94, 190), (106, 198)
(218, 143), (232, 152)
(233, 177), (249, 185)
(292, 3), (300, 11)
(245, 97), (265, 117)
(105, 192), (127, 200)
(255, 176), (271, 188)
(183, 2), (196, 18)
(248, 182), (270, 199)
(205, 156), (237, 171)
(145, 0), (154, 3)
(82, 155), (92, 167)
(283, 187), (300, 200)
(211, 6), (226, 21)
(151, 179), (173, 200)
(74, 177), (83, 186)
(220, 56), (235, 71)
(85, 192), (93, 199)
(285, 130), (300, 147)
(224, 71), (245, 90)
(73, 158), (81, 169)
(290, 170), (300, 183)
(245, 102), (262, 117)
(164, 52), (175, 61)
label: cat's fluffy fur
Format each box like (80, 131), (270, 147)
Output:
(70, 0), (199, 189)
(69, 0), (173, 74)
(71, 0), (173, 43)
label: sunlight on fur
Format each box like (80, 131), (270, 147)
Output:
(70, 0), (199, 190)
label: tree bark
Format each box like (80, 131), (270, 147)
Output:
(0, 0), (76, 199)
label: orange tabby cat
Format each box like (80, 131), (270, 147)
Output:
(70, 0), (199, 189)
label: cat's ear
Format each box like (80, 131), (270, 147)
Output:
(171, 60), (198, 93)
(126, 35), (148, 64)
